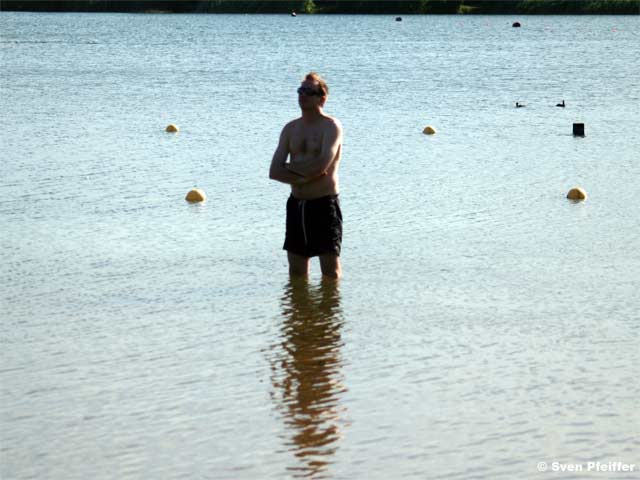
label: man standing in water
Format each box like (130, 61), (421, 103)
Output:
(269, 72), (343, 279)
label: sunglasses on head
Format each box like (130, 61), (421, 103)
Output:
(297, 86), (324, 97)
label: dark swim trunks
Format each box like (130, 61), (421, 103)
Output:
(283, 194), (342, 258)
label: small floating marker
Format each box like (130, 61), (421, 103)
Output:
(573, 123), (585, 136)
(185, 188), (206, 203)
(165, 124), (179, 133)
(566, 187), (587, 201)
(396, 17), (402, 22)
(423, 126), (436, 135)
(512, 22), (521, 28)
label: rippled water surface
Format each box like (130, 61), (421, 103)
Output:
(1, 12), (639, 479)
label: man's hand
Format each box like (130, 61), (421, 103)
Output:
(286, 163), (326, 184)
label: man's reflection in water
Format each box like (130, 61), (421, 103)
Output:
(269, 278), (347, 478)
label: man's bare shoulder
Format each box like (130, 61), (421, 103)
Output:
(283, 118), (303, 131)
(321, 115), (343, 134)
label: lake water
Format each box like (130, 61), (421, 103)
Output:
(1, 11), (639, 480)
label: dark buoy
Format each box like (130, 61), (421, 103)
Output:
(396, 17), (402, 22)
(515, 102), (525, 108)
(291, 11), (297, 17)
(573, 123), (585, 136)
(556, 100), (565, 107)
(512, 22), (521, 28)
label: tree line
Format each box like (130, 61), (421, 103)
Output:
(1, 0), (638, 14)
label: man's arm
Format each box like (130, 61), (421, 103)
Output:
(286, 120), (342, 178)
(269, 125), (312, 185)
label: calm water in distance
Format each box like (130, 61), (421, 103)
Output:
(1, 12), (639, 480)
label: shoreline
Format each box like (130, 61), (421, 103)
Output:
(1, 1), (639, 15)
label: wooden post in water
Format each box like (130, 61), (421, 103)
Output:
(573, 123), (585, 136)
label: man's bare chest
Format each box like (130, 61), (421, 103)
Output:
(289, 128), (323, 155)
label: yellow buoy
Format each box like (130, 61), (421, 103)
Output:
(185, 188), (206, 203)
(165, 124), (179, 133)
(423, 126), (436, 135)
(566, 187), (587, 201)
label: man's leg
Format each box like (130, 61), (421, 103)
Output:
(319, 254), (341, 279)
(288, 252), (310, 277)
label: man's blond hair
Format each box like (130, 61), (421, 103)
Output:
(304, 72), (329, 97)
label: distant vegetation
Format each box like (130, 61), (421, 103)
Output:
(1, 0), (638, 14)
(517, 0), (639, 13)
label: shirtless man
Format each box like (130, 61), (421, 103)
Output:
(269, 72), (343, 279)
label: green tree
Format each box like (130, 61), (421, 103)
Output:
(302, 0), (316, 14)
